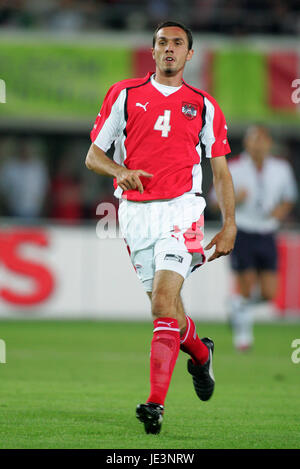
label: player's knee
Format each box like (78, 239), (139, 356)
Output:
(151, 289), (177, 318)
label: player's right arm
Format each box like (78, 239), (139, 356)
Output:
(86, 83), (152, 194)
(85, 144), (152, 193)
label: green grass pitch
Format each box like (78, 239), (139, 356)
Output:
(0, 319), (300, 449)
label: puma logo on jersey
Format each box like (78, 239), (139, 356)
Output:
(136, 102), (149, 111)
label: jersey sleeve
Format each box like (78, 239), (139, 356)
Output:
(200, 95), (231, 158)
(90, 85), (126, 153)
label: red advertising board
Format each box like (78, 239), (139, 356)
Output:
(275, 233), (300, 315)
(0, 229), (55, 306)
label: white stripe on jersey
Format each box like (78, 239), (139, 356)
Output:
(200, 97), (215, 158)
(113, 131), (127, 199)
(94, 89), (127, 153)
(189, 96), (216, 194)
(188, 161), (203, 194)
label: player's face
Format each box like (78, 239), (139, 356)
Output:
(152, 27), (193, 77)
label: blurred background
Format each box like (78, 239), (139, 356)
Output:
(0, 0), (300, 320)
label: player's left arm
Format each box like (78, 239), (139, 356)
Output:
(205, 156), (237, 262)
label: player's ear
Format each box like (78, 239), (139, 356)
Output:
(186, 49), (194, 62)
(151, 48), (155, 60)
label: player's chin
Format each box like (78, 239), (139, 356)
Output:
(163, 66), (177, 75)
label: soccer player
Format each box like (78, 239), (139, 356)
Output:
(86, 21), (237, 434)
(211, 125), (298, 351)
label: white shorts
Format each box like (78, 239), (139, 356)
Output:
(118, 193), (206, 292)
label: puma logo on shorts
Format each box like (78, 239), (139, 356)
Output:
(164, 254), (184, 263)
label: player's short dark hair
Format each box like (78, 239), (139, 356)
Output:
(153, 21), (193, 51)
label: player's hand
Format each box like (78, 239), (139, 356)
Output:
(115, 168), (153, 194)
(204, 224), (237, 262)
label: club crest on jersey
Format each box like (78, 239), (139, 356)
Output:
(182, 102), (198, 120)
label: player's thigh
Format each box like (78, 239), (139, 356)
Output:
(258, 270), (278, 301)
(234, 269), (258, 298)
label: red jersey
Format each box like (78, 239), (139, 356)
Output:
(91, 72), (230, 201)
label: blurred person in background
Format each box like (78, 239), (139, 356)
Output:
(0, 138), (49, 220)
(48, 0), (85, 31)
(147, 0), (170, 27)
(82, 169), (119, 219)
(0, 0), (33, 29)
(210, 125), (298, 351)
(50, 150), (83, 223)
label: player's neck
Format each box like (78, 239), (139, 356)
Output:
(153, 70), (183, 87)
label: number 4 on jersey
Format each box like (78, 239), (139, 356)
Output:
(154, 110), (171, 137)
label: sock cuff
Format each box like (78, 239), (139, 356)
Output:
(153, 317), (180, 333)
(180, 315), (195, 344)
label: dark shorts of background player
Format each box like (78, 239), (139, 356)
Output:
(230, 229), (278, 272)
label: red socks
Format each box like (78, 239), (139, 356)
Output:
(146, 315), (208, 406)
(147, 317), (180, 407)
(180, 315), (209, 365)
